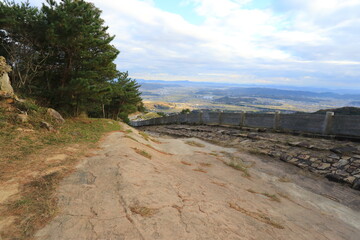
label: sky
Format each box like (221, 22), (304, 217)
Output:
(27, 0), (360, 89)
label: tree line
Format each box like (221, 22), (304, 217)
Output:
(0, 0), (143, 121)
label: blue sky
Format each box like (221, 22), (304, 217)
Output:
(28, 0), (360, 89)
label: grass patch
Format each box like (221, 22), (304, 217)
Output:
(229, 202), (284, 229)
(5, 172), (62, 239)
(139, 131), (150, 141)
(225, 162), (250, 178)
(185, 141), (205, 148)
(132, 147), (152, 159)
(130, 205), (158, 217)
(125, 129), (133, 133)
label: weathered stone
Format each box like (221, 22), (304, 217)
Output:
(328, 154), (340, 160)
(330, 145), (357, 155)
(346, 166), (358, 174)
(317, 163), (331, 170)
(288, 158), (299, 163)
(344, 176), (356, 185)
(335, 170), (350, 178)
(247, 133), (259, 139)
(298, 154), (310, 160)
(0, 57), (14, 95)
(309, 157), (318, 162)
(40, 121), (54, 131)
(333, 159), (348, 168)
(352, 178), (360, 190)
(352, 155), (360, 159)
(351, 169), (360, 176)
(325, 173), (346, 183)
(16, 114), (28, 123)
(47, 108), (65, 123)
(311, 162), (320, 168)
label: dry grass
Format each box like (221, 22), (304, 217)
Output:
(124, 135), (140, 142)
(0, 113), (123, 239)
(211, 181), (227, 187)
(193, 168), (207, 173)
(225, 162), (251, 178)
(199, 162), (212, 167)
(139, 131), (150, 141)
(181, 161), (192, 166)
(229, 203), (284, 229)
(262, 193), (281, 203)
(247, 188), (257, 193)
(247, 189), (281, 203)
(278, 176), (291, 183)
(185, 141), (205, 148)
(145, 144), (173, 156)
(130, 205), (158, 217)
(132, 147), (152, 159)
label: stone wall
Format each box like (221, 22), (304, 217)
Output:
(131, 111), (360, 138)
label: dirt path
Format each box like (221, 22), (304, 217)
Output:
(35, 127), (360, 240)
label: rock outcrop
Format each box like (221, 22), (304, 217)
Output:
(0, 56), (14, 95)
(47, 108), (65, 124)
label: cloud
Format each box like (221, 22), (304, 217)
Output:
(24, 0), (360, 89)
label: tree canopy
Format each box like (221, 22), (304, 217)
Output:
(0, 0), (143, 120)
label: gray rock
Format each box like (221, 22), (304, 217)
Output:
(40, 121), (54, 131)
(47, 108), (65, 123)
(330, 145), (357, 155)
(317, 163), (331, 170)
(333, 159), (348, 167)
(352, 178), (360, 190)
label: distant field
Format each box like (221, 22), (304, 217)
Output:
(139, 80), (354, 113)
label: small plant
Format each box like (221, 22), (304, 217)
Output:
(185, 141), (205, 148)
(126, 129), (133, 133)
(130, 205), (158, 217)
(132, 147), (152, 159)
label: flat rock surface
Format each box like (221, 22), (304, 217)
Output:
(35, 128), (360, 240)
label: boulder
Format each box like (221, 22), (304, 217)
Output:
(0, 56), (14, 95)
(47, 108), (65, 123)
(16, 113), (28, 123)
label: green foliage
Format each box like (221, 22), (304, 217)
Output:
(181, 108), (191, 114)
(0, 0), (142, 120)
(157, 112), (166, 117)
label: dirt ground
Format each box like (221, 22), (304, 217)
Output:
(34, 125), (360, 240)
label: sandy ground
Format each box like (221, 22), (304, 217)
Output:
(35, 126), (360, 240)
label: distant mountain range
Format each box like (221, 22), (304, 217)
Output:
(137, 79), (360, 95)
(138, 79), (360, 101)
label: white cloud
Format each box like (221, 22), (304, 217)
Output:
(69, 0), (360, 88)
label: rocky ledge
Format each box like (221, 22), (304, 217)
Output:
(139, 124), (360, 190)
